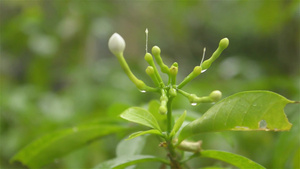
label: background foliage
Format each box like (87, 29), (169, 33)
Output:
(0, 0), (299, 168)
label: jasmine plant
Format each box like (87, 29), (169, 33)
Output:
(11, 30), (298, 169)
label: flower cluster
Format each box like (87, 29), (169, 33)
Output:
(108, 32), (229, 113)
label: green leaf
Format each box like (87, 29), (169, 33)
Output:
(200, 150), (265, 169)
(170, 111), (186, 137)
(116, 135), (147, 157)
(107, 103), (130, 118)
(93, 155), (169, 169)
(120, 107), (161, 131)
(293, 147), (300, 169)
(148, 100), (167, 131)
(271, 105), (300, 168)
(11, 123), (126, 169)
(179, 91), (293, 142)
(127, 129), (163, 140)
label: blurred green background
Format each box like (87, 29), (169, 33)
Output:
(0, 0), (299, 168)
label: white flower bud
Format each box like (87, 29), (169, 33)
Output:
(108, 33), (126, 56)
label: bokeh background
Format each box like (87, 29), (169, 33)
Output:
(1, 0), (299, 168)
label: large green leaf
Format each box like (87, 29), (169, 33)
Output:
(11, 122), (126, 169)
(179, 91), (293, 142)
(120, 107), (161, 131)
(200, 150), (265, 169)
(93, 155), (169, 169)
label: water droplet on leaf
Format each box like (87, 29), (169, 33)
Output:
(140, 90), (146, 93)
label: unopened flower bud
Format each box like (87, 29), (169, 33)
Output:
(144, 53), (153, 63)
(146, 66), (159, 87)
(170, 65), (178, 76)
(219, 38), (229, 50)
(172, 62), (178, 67)
(108, 33), (126, 56)
(146, 66), (154, 75)
(192, 66), (202, 76)
(209, 90), (222, 102)
(169, 88), (177, 97)
(159, 106), (167, 115)
(152, 46), (169, 74)
(152, 46), (161, 56)
(201, 38), (229, 71)
(170, 64), (178, 85)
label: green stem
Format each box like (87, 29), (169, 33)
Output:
(167, 97), (174, 135)
(166, 97), (182, 169)
(177, 66), (201, 89)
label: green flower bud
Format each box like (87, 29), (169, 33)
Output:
(193, 66), (202, 76)
(144, 53), (165, 87)
(201, 38), (229, 71)
(169, 88), (177, 97)
(146, 66), (159, 87)
(152, 46), (161, 56)
(172, 62), (178, 67)
(209, 90), (222, 102)
(152, 46), (169, 74)
(159, 90), (168, 114)
(170, 65), (178, 76)
(159, 106), (167, 115)
(219, 38), (229, 50)
(169, 63), (178, 85)
(108, 33), (126, 56)
(146, 66), (154, 75)
(144, 53), (153, 64)
(160, 95), (168, 102)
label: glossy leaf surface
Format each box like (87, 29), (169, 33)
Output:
(11, 123), (126, 169)
(120, 107), (161, 131)
(94, 155), (169, 169)
(179, 91), (293, 142)
(200, 150), (265, 169)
